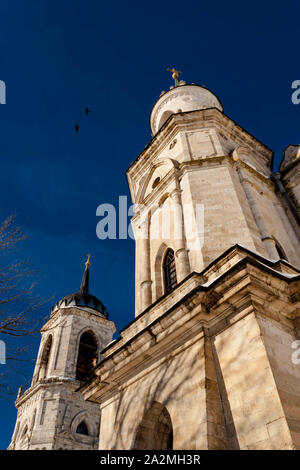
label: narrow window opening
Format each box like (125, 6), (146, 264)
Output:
(38, 335), (52, 380)
(76, 421), (89, 435)
(152, 177), (160, 189)
(163, 249), (177, 294)
(76, 332), (98, 381)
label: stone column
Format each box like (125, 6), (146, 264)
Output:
(237, 168), (278, 259)
(139, 215), (152, 311)
(170, 188), (191, 282)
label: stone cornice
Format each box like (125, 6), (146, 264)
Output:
(107, 246), (300, 353)
(131, 155), (275, 209)
(41, 306), (115, 333)
(126, 108), (273, 184)
(235, 159), (274, 187)
(134, 157), (277, 216)
(15, 377), (80, 408)
(79, 246), (300, 403)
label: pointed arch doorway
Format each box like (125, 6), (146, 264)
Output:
(133, 402), (173, 450)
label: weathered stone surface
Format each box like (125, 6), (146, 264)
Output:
(9, 306), (115, 450)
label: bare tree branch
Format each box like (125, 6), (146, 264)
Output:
(0, 214), (47, 400)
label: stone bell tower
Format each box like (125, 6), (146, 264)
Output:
(80, 74), (300, 451)
(8, 257), (115, 450)
(127, 77), (300, 316)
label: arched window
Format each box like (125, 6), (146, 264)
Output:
(76, 421), (89, 436)
(76, 332), (98, 381)
(163, 249), (177, 294)
(38, 335), (53, 380)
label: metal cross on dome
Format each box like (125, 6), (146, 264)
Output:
(167, 68), (182, 87)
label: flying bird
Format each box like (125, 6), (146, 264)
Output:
(85, 107), (91, 115)
(75, 123), (80, 133)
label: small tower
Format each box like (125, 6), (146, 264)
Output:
(127, 79), (300, 316)
(8, 257), (116, 450)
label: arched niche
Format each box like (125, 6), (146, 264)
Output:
(133, 402), (173, 450)
(70, 410), (97, 438)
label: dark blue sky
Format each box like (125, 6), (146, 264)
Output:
(0, 0), (299, 449)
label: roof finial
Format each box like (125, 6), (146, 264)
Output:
(79, 254), (91, 295)
(167, 67), (182, 87)
(86, 253), (91, 268)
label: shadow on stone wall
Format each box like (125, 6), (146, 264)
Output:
(106, 324), (248, 450)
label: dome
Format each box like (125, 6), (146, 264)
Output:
(51, 255), (109, 318)
(150, 83), (223, 135)
(52, 291), (109, 317)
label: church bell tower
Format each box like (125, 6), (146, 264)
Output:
(80, 72), (300, 451)
(9, 257), (115, 450)
(127, 75), (300, 316)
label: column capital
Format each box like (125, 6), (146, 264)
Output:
(175, 247), (190, 258)
(140, 280), (152, 288)
(170, 188), (182, 201)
